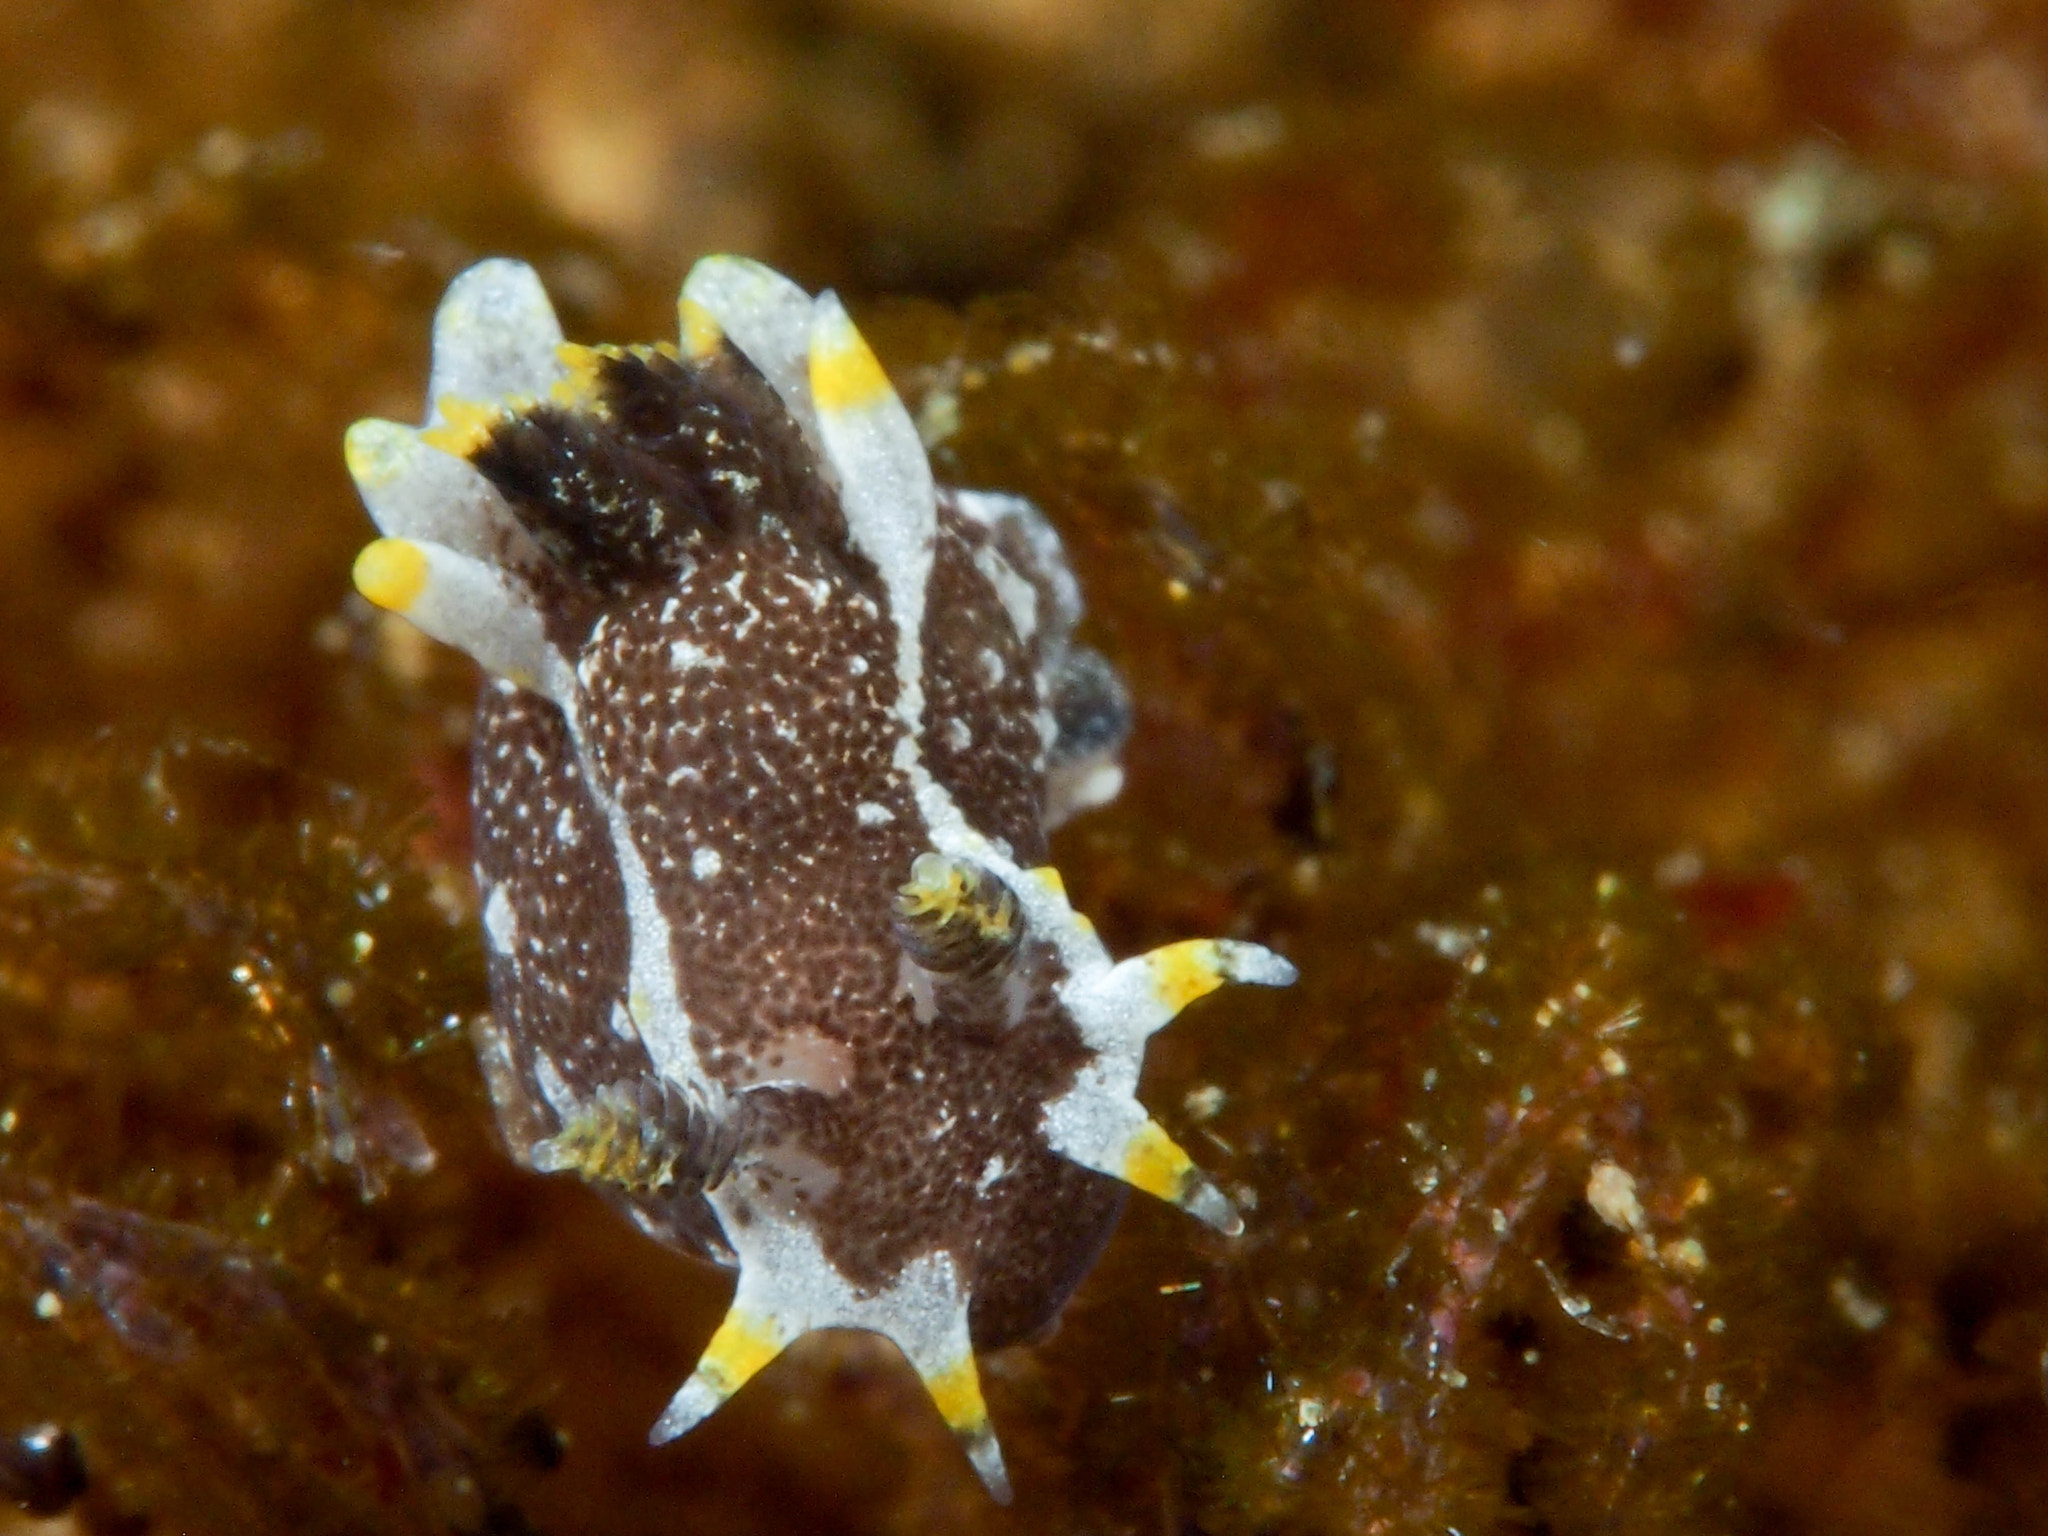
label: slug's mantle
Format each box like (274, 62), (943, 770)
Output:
(343, 256), (1295, 1500)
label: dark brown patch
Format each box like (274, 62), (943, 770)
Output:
(467, 347), (844, 595)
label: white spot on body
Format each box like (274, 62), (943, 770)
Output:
(670, 638), (724, 672)
(945, 717), (972, 751)
(692, 847), (724, 880)
(976, 1154), (1008, 1193)
(978, 647), (1006, 685)
(483, 884), (519, 954)
(971, 544), (1038, 641)
(855, 801), (894, 826)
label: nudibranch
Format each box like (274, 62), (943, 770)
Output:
(344, 256), (1295, 1500)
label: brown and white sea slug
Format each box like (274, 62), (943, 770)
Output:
(344, 255), (1295, 1500)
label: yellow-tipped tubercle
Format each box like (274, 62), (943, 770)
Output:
(1121, 1119), (1199, 1205)
(692, 1307), (786, 1401)
(1146, 939), (1231, 1015)
(924, 1353), (1011, 1503)
(924, 1354), (992, 1439)
(809, 318), (893, 413)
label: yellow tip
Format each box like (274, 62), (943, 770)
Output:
(810, 317), (893, 413)
(343, 419), (400, 489)
(1027, 865), (1066, 900)
(1147, 940), (1229, 1014)
(693, 1307), (786, 1401)
(1121, 1119), (1198, 1205)
(679, 296), (723, 360)
(550, 343), (609, 413)
(924, 1353), (992, 1439)
(419, 396), (504, 459)
(352, 538), (430, 614)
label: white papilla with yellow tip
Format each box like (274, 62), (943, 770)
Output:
(653, 1215), (1011, 1503)
(351, 536), (553, 692)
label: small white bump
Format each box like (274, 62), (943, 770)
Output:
(692, 847), (723, 880)
(945, 717), (972, 751)
(483, 885), (519, 954)
(609, 999), (638, 1041)
(856, 801), (894, 826)
(972, 544), (1038, 640)
(669, 638), (723, 672)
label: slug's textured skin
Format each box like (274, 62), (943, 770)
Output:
(345, 257), (1295, 1500)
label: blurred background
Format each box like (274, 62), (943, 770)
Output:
(4, 1), (2048, 1532)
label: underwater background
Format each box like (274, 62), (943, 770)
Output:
(4, 0), (2048, 1530)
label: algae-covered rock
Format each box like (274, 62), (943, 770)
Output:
(0, 734), (553, 1533)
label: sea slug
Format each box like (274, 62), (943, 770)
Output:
(344, 256), (1295, 1499)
